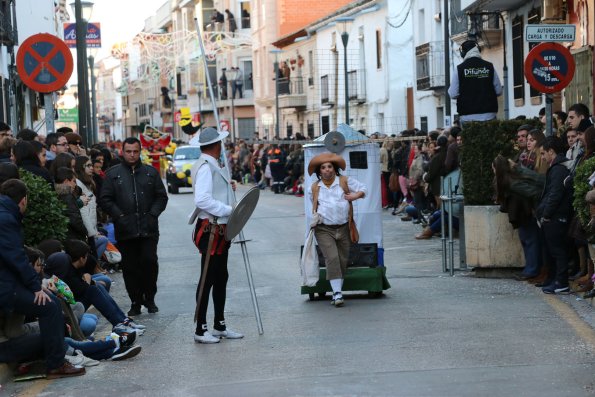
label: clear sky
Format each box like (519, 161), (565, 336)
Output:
(75, 0), (167, 61)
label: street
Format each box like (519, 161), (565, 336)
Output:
(7, 185), (595, 397)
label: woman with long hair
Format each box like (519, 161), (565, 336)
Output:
(74, 156), (111, 289)
(493, 154), (545, 280)
(13, 139), (53, 185)
(49, 152), (75, 181)
(526, 129), (548, 174)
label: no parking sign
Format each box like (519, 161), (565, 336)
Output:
(16, 33), (73, 93)
(523, 42), (575, 94)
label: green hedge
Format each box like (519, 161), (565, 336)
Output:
(573, 156), (595, 227)
(20, 170), (68, 246)
(460, 119), (541, 205)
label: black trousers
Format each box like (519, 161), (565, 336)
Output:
(195, 231), (229, 334)
(118, 237), (159, 305)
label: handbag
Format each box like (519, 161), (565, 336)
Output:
(300, 229), (320, 286)
(388, 172), (400, 193)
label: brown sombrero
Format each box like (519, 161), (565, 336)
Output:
(307, 152), (346, 175)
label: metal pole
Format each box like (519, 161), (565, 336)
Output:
(443, 0), (451, 120)
(341, 32), (349, 125)
(448, 178), (455, 276)
(500, 14), (509, 120)
(194, 17), (263, 334)
(44, 94), (55, 134)
(89, 55), (98, 144)
(440, 176), (447, 272)
(197, 86), (203, 127)
(74, 0), (90, 146)
(274, 56), (280, 139)
(545, 94), (554, 136)
(230, 80), (236, 142)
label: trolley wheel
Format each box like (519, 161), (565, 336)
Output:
(308, 293), (316, 301)
(368, 291), (383, 298)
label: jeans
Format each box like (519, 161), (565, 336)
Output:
(95, 235), (109, 259)
(541, 219), (570, 286)
(80, 313), (98, 337)
(518, 218), (542, 277)
(65, 337), (116, 361)
(92, 273), (112, 292)
(405, 205), (420, 219)
(8, 289), (65, 370)
(79, 284), (127, 326)
(429, 210), (459, 234)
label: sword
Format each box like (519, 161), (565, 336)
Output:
(193, 18), (264, 335)
(194, 219), (218, 323)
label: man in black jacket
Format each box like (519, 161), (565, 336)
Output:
(448, 40), (503, 124)
(100, 137), (168, 316)
(536, 136), (573, 294)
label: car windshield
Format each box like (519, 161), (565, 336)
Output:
(174, 147), (201, 160)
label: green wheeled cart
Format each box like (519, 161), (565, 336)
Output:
(301, 267), (390, 300)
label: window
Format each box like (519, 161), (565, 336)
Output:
(527, 8), (542, 101)
(349, 151), (368, 169)
(240, 59), (253, 91)
(240, 2), (251, 29)
(286, 123), (293, 138)
(375, 30), (382, 69)
(321, 75), (330, 104)
(307, 122), (315, 138)
(308, 50), (314, 86)
(420, 116), (428, 133)
(512, 15), (525, 104)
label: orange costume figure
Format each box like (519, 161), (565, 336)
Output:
(139, 126), (171, 173)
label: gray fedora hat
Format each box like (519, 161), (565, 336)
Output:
(189, 127), (229, 147)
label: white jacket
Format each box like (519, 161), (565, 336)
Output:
(76, 179), (98, 237)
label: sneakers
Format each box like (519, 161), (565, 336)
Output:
(112, 345), (142, 361)
(109, 331), (137, 350)
(194, 331), (220, 344)
(74, 350), (99, 367)
(128, 303), (141, 316)
(212, 328), (244, 339)
(113, 323), (144, 337)
(542, 282), (570, 294)
(331, 292), (344, 307)
(123, 318), (146, 330)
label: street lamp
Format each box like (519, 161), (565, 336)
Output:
(270, 49), (283, 139)
(70, 0), (94, 146)
(132, 102), (139, 134)
(148, 97), (155, 126)
(336, 16), (354, 125)
(88, 48), (98, 144)
(228, 68), (238, 142)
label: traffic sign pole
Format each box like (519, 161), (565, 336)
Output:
(44, 94), (55, 134)
(545, 94), (554, 137)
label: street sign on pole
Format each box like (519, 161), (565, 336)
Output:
(63, 22), (102, 48)
(16, 33), (73, 93)
(523, 42), (575, 94)
(525, 24), (575, 42)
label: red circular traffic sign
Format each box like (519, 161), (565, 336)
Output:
(524, 42), (575, 94)
(16, 33), (73, 93)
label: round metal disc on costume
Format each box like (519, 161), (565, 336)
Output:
(323, 131), (345, 154)
(225, 186), (260, 241)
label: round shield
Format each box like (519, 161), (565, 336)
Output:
(225, 187), (260, 241)
(324, 131), (345, 154)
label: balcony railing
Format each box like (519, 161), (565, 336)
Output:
(277, 76), (306, 109)
(416, 41), (445, 91)
(0, 1), (15, 47)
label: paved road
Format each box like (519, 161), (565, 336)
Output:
(7, 185), (595, 396)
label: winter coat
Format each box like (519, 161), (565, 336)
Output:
(99, 161), (168, 242)
(0, 195), (41, 310)
(19, 161), (53, 187)
(424, 148), (447, 197)
(44, 252), (88, 300)
(76, 179), (98, 237)
(536, 154), (573, 222)
(55, 184), (88, 242)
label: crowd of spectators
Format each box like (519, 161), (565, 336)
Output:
(0, 125), (144, 380)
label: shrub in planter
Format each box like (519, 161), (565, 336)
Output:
(573, 156), (595, 227)
(19, 170), (68, 246)
(460, 119), (542, 205)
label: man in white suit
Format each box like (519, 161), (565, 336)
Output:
(189, 127), (243, 344)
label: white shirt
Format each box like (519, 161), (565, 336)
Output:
(308, 176), (367, 225)
(192, 154), (232, 222)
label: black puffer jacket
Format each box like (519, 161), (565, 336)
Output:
(536, 154), (573, 222)
(99, 161), (168, 241)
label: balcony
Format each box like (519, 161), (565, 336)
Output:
(278, 77), (307, 109)
(416, 41), (445, 91)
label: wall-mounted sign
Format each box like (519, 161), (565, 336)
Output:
(63, 22), (102, 48)
(525, 24), (575, 42)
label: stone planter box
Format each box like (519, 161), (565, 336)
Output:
(464, 205), (524, 268)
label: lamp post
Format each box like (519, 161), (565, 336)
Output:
(88, 48), (98, 144)
(336, 17), (354, 125)
(148, 97), (155, 126)
(270, 49), (282, 139)
(70, 0), (94, 146)
(132, 102), (139, 134)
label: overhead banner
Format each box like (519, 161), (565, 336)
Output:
(63, 22), (101, 48)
